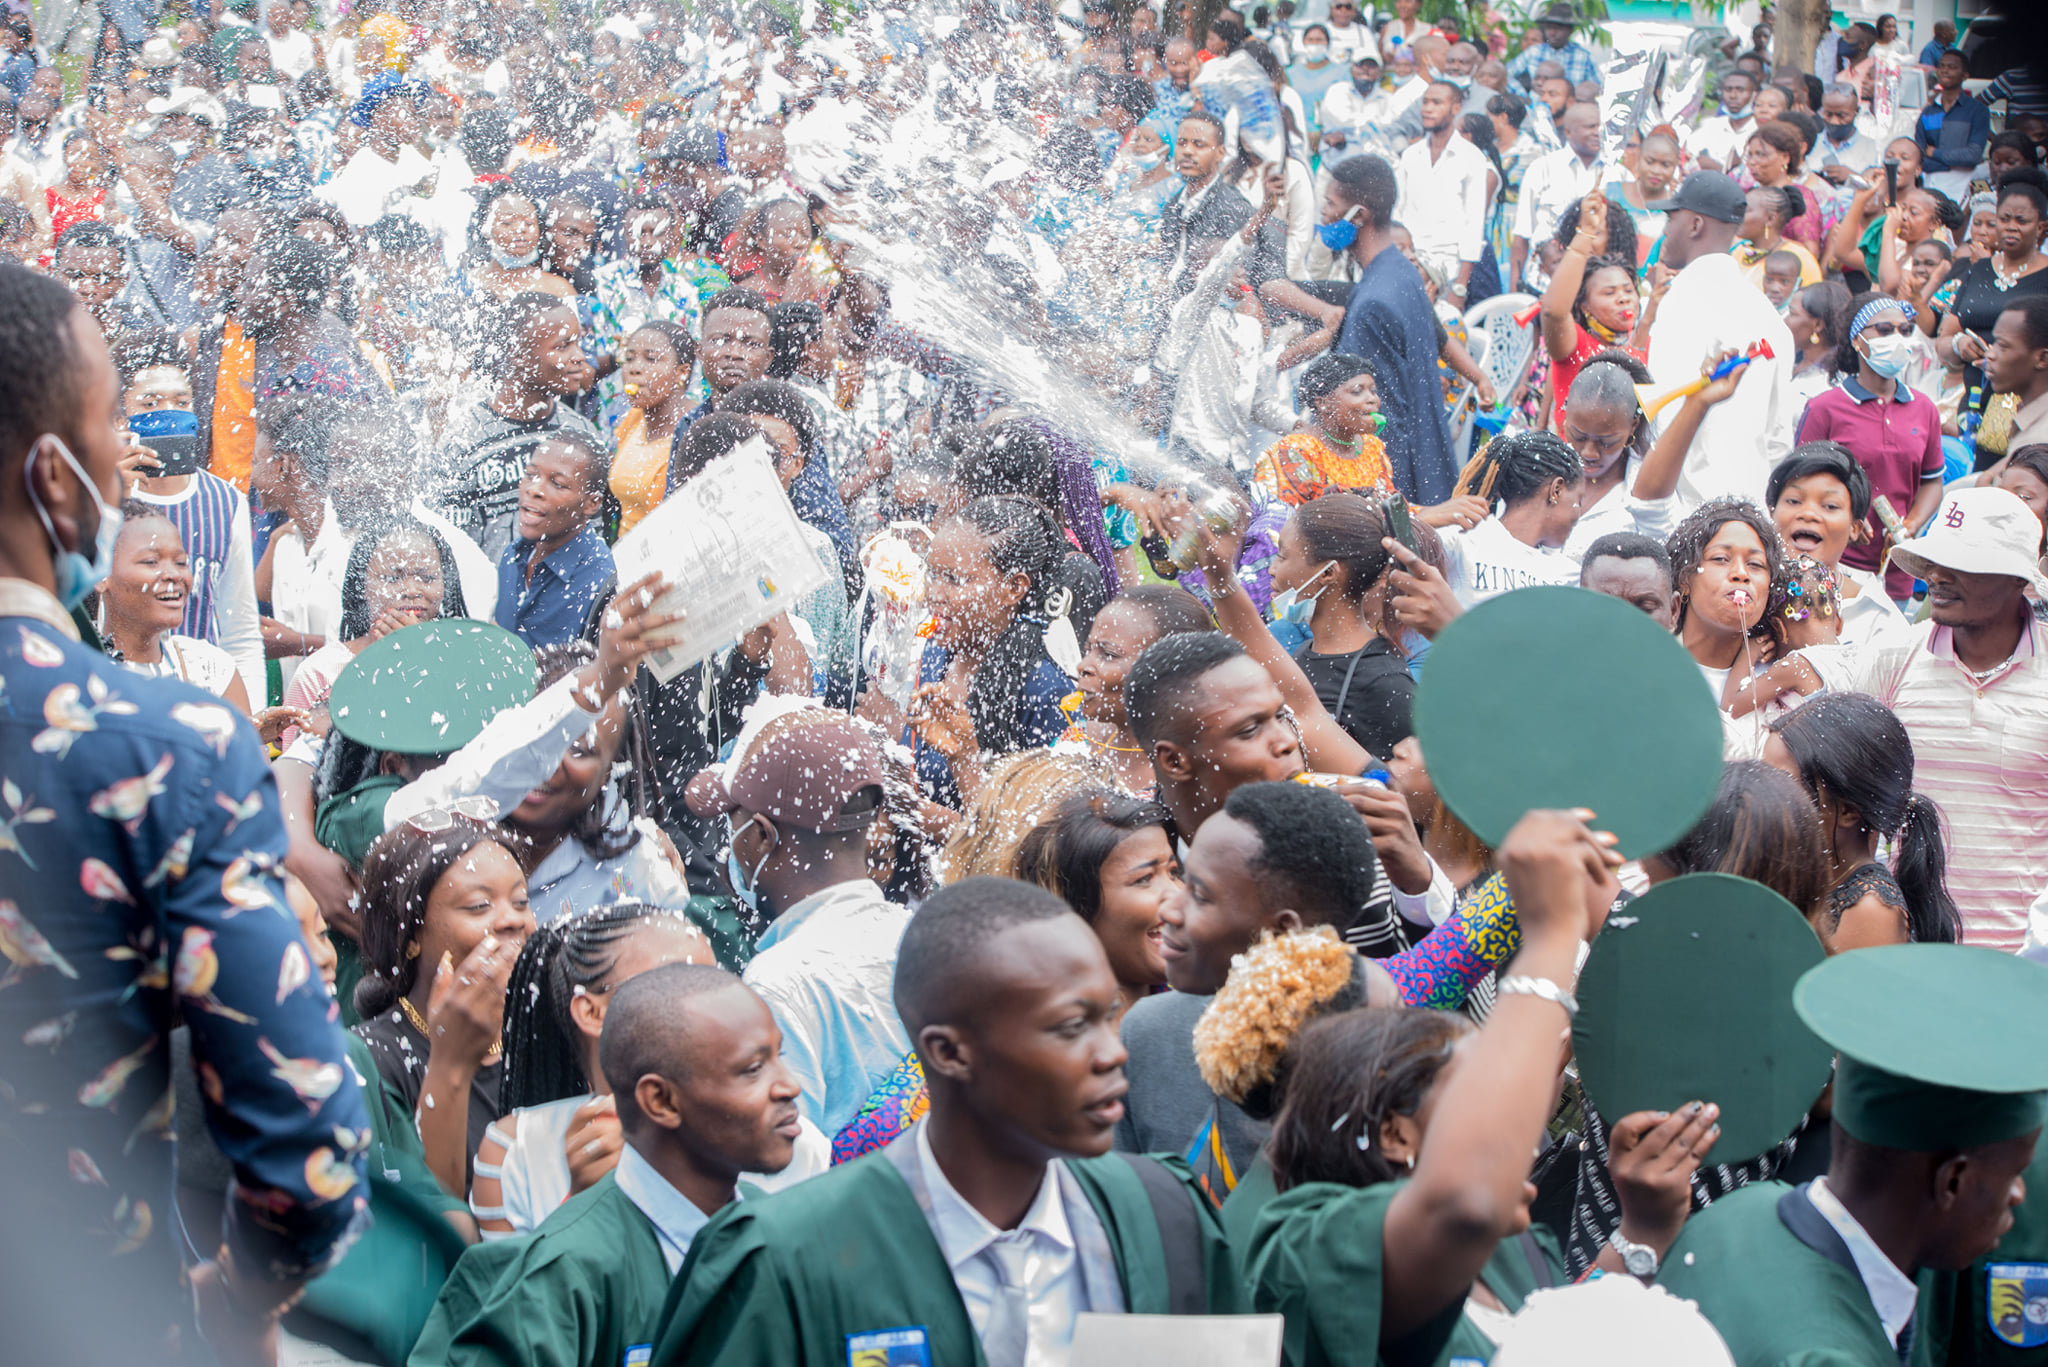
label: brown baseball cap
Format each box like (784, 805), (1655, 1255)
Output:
(683, 713), (887, 834)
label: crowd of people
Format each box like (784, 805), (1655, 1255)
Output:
(3, 0), (2048, 1361)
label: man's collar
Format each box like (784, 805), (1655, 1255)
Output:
(614, 1143), (727, 1275)
(1840, 374), (1914, 404)
(0, 579), (81, 640)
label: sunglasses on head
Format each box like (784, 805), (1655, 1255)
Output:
(404, 795), (500, 833)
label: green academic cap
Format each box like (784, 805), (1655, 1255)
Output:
(1414, 586), (1723, 857)
(327, 619), (537, 756)
(1795, 944), (2048, 1152)
(1573, 873), (1835, 1162)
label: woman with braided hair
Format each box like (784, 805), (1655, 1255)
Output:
(1437, 430), (1587, 606)
(469, 900), (827, 1237)
(1733, 183), (1822, 291)
(1537, 190), (1645, 431)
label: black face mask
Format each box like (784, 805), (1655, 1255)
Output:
(1353, 74), (1377, 94)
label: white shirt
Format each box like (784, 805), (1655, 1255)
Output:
(266, 28), (318, 80)
(1395, 132), (1492, 268)
(130, 474), (264, 705)
(382, 674), (696, 924)
(1440, 515), (1582, 606)
(1686, 111), (1759, 170)
(1645, 252), (1796, 507)
(1319, 19), (1372, 63)
(269, 497), (499, 645)
(917, 1121), (1106, 1367)
(1378, 16), (1427, 61)
(1511, 146), (1604, 283)
(316, 143), (436, 229)
(1560, 463), (1679, 563)
(744, 878), (913, 1139)
(1806, 1178), (1919, 1347)
(1836, 565), (1909, 646)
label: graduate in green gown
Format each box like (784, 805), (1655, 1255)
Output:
(1242, 811), (1717, 1367)
(1658, 945), (2048, 1367)
(411, 963), (807, 1366)
(652, 877), (1243, 1367)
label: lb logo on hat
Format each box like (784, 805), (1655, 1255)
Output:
(1988, 1264), (2048, 1348)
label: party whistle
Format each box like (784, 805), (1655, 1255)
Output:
(1633, 341), (1774, 421)
(1511, 300), (1542, 329)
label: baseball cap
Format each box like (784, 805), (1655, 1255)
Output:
(684, 713), (887, 834)
(1887, 487), (2048, 597)
(1646, 171), (1748, 225)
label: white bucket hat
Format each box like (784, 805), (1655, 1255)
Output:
(1887, 487), (2048, 597)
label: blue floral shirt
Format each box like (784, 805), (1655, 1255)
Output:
(0, 582), (368, 1337)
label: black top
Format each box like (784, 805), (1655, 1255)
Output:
(353, 1008), (503, 1193)
(1292, 635), (1416, 764)
(1949, 258), (2048, 399)
(1825, 861), (1911, 939)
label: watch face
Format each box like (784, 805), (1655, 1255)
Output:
(1624, 1246), (1658, 1276)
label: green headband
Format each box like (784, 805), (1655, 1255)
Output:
(1834, 1056), (2047, 1153)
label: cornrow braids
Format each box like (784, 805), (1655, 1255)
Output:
(1454, 430), (1584, 513)
(501, 899), (691, 1111)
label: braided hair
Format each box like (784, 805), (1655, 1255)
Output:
(1454, 431), (1583, 514)
(951, 494), (1069, 757)
(500, 900), (707, 1111)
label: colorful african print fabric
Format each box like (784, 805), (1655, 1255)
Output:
(830, 1050), (928, 1165)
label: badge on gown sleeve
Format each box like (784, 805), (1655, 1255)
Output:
(1988, 1264), (2048, 1348)
(847, 1326), (933, 1366)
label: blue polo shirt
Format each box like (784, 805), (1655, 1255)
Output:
(495, 523), (615, 648)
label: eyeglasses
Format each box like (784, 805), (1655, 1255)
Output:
(404, 795), (500, 833)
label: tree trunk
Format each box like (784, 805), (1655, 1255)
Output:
(1774, 0), (1830, 87)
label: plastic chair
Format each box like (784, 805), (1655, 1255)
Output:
(1465, 292), (1540, 415)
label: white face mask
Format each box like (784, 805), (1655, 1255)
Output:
(1861, 332), (1916, 379)
(168, 139), (195, 159)
(1302, 41), (1328, 59)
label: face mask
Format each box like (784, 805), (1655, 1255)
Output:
(1352, 75), (1377, 94)
(1391, 71), (1417, 87)
(1302, 42), (1328, 60)
(1126, 147), (1164, 170)
(1861, 332), (1915, 379)
(167, 139), (195, 159)
(25, 434), (122, 612)
(1823, 120), (1855, 144)
(725, 815), (774, 913)
(491, 245), (541, 268)
(1444, 73), (1471, 88)
(1318, 209), (1360, 250)
(1268, 560), (1336, 628)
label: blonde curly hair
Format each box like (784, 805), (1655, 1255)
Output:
(938, 748), (1117, 884)
(1193, 925), (1359, 1108)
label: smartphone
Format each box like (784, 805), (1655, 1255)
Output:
(127, 409), (207, 477)
(1383, 495), (1418, 554)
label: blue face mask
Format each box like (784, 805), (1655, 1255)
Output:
(1318, 212), (1360, 250)
(26, 434), (123, 611)
(725, 815), (773, 913)
(1268, 560), (1336, 628)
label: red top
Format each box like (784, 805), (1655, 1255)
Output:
(1794, 378), (1945, 601)
(1552, 322), (1646, 430)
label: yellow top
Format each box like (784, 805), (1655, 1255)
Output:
(610, 409), (670, 536)
(1252, 431), (1394, 507)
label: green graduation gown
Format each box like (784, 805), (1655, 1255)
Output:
(1913, 1143), (2048, 1366)
(1239, 1174), (1564, 1367)
(1656, 1181), (1897, 1366)
(650, 1146), (1242, 1366)
(411, 1174), (674, 1367)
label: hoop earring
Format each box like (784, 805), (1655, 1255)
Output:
(405, 941), (421, 960)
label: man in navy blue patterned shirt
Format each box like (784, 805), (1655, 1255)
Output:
(0, 261), (369, 1359)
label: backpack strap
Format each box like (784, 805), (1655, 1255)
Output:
(1117, 1153), (1206, 1315)
(1514, 1231), (1556, 1290)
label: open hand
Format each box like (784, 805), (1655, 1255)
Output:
(425, 934), (517, 1071)
(1608, 1102), (1720, 1259)
(593, 571), (682, 698)
(1496, 808), (1622, 946)
(564, 1094), (622, 1195)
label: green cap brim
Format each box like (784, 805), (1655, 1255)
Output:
(1796, 944), (2048, 1151)
(1414, 586), (1724, 857)
(1573, 872), (1834, 1163)
(327, 619), (537, 755)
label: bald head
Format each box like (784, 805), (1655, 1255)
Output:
(893, 877), (1079, 1036)
(1561, 100), (1601, 156)
(598, 962), (746, 1129)
(1444, 42), (1480, 77)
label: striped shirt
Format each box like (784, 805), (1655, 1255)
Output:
(1805, 618), (2048, 952)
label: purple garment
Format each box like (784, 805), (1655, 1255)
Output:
(1176, 498), (1290, 615)
(1035, 421), (1122, 599)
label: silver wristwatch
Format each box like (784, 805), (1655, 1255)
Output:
(1609, 1229), (1659, 1277)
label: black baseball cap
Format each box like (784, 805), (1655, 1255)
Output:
(1646, 171), (1748, 225)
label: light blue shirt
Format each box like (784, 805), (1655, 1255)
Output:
(1807, 1177), (1919, 1346)
(744, 878), (913, 1138)
(614, 1145), (724, 1275)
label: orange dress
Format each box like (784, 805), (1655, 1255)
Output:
(1252, 431), (1395, 506)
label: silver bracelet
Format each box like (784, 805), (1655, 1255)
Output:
(1497, 975), (1579, 1017)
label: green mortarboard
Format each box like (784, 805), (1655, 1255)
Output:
(326, 620), (536, 756)
(1573, 873), (1835, 1163)
(1414, 586), (1723, 857)
(1795, 944), (2048, 1152)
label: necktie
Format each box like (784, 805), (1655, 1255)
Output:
(978, 1232), (1035, 1367)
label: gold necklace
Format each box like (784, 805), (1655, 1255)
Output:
(398, 997), (502, 1064)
